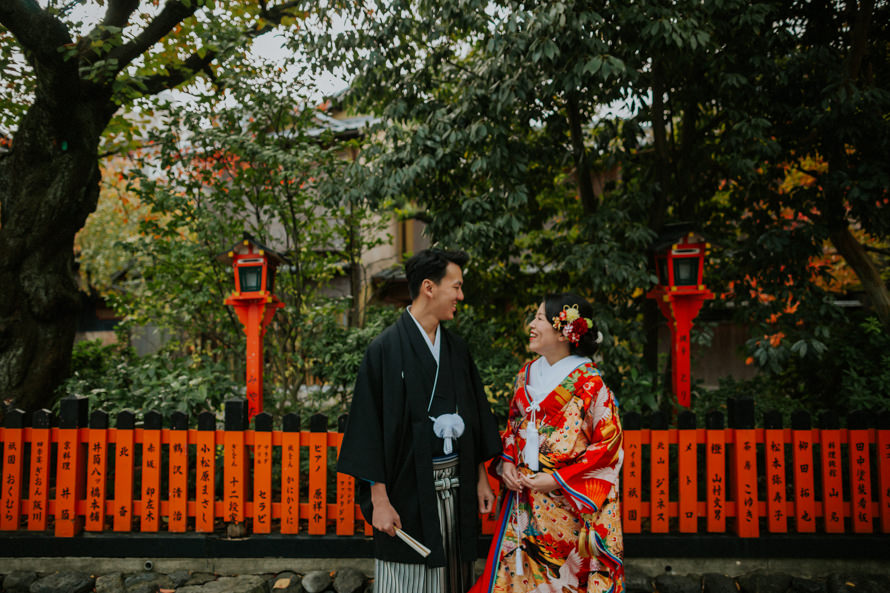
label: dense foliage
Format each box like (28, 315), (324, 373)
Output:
(301, 0), (890, 418)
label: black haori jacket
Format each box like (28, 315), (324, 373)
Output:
(337, 311), (502, 566)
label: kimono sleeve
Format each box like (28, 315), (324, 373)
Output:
(469, 355), (503, 464)
(490, 373), (521, 477)
(336, 342), (387, 484)
(552, 376), (624, 513)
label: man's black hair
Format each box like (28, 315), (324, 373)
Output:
(405, 249), (469, 301)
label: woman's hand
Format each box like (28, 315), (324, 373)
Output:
(519, 471), (559, 493)
(501, 461), (523, 492)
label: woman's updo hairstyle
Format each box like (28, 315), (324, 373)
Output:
(543, 293), (600, 358)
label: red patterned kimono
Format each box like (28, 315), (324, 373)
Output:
(473, 360), (624, 593)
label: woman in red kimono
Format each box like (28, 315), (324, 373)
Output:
(473, 293), (624, 593)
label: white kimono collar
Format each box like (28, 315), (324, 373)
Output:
(526, 354), (591, 404)
(406, 306), (440, 364)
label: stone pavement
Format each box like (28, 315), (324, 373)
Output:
(2, 558), (890, 593)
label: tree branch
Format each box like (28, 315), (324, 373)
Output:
(102, 0), (140, 29)
(0, 0), (72, 66)
(105, 1), (199, 71)
(649, 57), (670, 234)
(116, 1), (305, 97)
(830, 224), (890, 328)
(863, 244), (890, 257)
(137, 51), (217, 96)
(846, 0), (874, 82)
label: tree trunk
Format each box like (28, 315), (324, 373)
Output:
(0, 88), (110, 412)
(645, 58), (671, 380)
(830, 225), (890, 329)
(565, 92), (597, 215)
(648, 57), (670, 234)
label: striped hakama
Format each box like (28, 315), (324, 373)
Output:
(374, 455), (474, 593)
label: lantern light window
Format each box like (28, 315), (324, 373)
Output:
(673, 258), (699, 286)
(238, 264), (264, 292)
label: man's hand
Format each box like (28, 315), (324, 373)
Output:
(500, 460), (522, 492)
(477, 463), (496, 514)
(371, 482), (401, 536)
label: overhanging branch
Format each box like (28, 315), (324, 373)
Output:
(0, 0), (72, 66)
(102, 0), (140, 29)
(105, 1), (199, 72)
(121, 1), (307, 98)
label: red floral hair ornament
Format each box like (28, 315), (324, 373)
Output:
(551, 304), (595, 346)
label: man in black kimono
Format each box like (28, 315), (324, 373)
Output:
(338, 249), (502, 593)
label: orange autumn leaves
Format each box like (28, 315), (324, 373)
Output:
(727, 153), (884, 363)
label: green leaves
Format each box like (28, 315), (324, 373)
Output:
(299, 0), (890, 418)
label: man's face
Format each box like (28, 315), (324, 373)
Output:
(429, 262), (465, 321)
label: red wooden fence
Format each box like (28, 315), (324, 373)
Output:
(1, 398), (888, 538)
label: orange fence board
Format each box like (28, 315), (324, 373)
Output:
(1, 428), (24, 531)
(224, 431), (246, 524)
(820, 430), (844, 533)
(141, 429), (161, 532)
(112, 428), (134, 532)
(649, 430), (669, 533)
(333, 434), (354, 536)
(55, 428), (83, 537)
(706, 429), (726, 532)
(85, 428), (108, 531)
(792, 429), (816, 533)
(622, 429), (642, 533)
(280, 431), (300, 534)
(480, 472), (499, 536)
(732, 429), (759, 537)
(848, 429), (873, 533)
(253, 431), (273, 533)
(677, 429), (697, 532)
(878, 428), (890, 533)
(308, 432), (327, 534)
(195, 430), (216, 532)
(168, 430), (189, 532)
(27, 428), (50, 531)
(764, 429), (787, 533)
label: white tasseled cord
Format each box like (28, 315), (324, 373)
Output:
(522, 401), (541, 471)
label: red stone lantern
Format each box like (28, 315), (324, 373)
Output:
(217, 233), (287, 420)
(646, 229), (713, 407)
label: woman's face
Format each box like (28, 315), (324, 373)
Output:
(527, 302), (565, 356)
